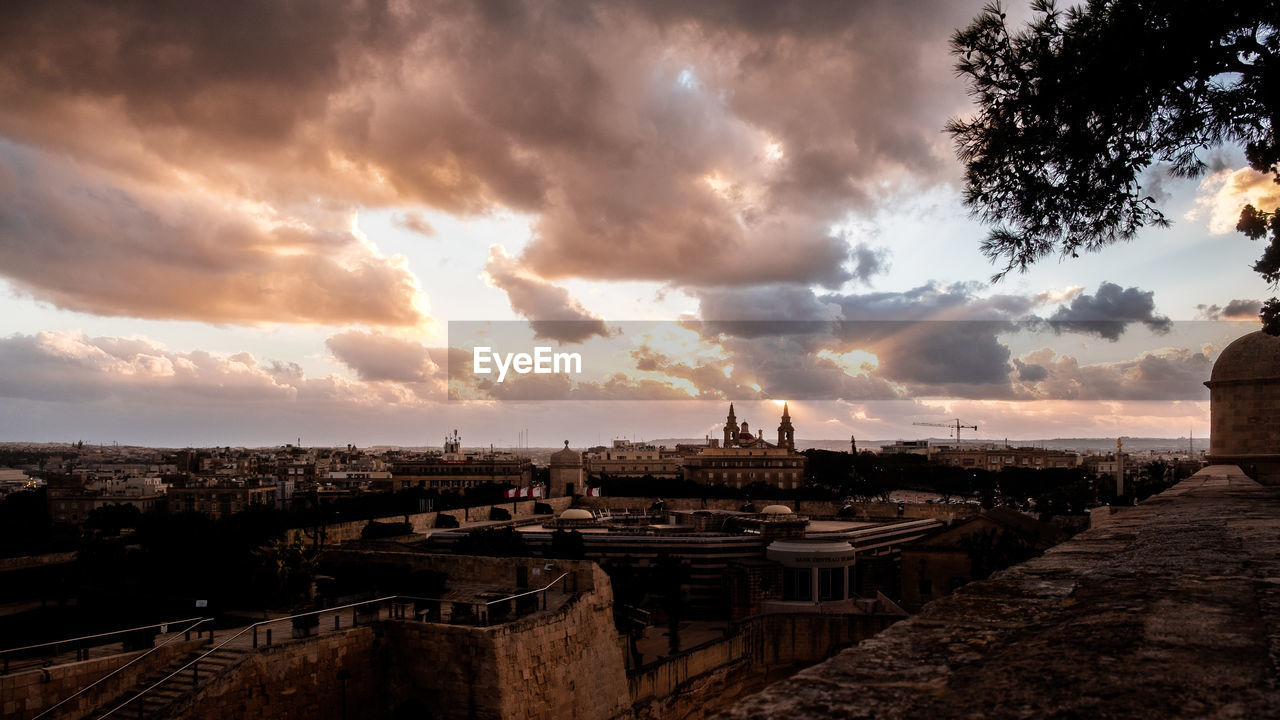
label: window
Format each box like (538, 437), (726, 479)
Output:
(918, 579), (933, 601)
(783, 567), (812, 601)
(818, 568), (845, 601)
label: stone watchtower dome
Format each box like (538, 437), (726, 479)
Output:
(548, 440), (584, 497)
(1205, 330), (1280, 484)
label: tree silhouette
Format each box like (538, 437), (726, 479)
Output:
(653, 554), (691, 655)
(253, 537), (317, 608)
(949, 0), (1280, 332)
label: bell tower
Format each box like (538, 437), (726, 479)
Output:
(723, 403), (739, 448)
(777, 403), (795, 450)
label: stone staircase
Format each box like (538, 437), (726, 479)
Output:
(85, 646), (249, 719)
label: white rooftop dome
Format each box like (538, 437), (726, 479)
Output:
(761, 504), (793, 515)
(559, 508), (593, 520)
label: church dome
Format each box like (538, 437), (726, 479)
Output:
(761, 504), (793, 515)
(1210, 331), (1280, 383)
(550, 440), (581, 467)
(559, 508), (593, 520)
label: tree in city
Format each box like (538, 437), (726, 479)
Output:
(84, 503), (142, 536)
(1134, 459), (1182, 500)
(253, 537), (318, 607)
(949, 1), (1280, 332)
(549, 529), (586, 559)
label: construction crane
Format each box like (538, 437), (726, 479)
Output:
(912, 419), (978, 442)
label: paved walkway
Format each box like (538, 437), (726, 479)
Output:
(722, 467), (1280, 719)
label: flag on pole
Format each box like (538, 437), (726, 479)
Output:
(505, 487), (545, 498)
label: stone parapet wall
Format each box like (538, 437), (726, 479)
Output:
(1, 636), (209, 720)
(476, 564), (629, 720)
(577, 496), (977, 522)
(320, 550), (599, 594)
(159, 564), (628, 720)
(720, 466), (1280, 719)
(625, 613), (897, 720)
(0, 551), (78, 573)
(163, 628), (383, 720)
(285, 495), (572, 545)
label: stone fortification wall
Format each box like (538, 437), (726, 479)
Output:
(389, 563), (629, 720)
(576, 496), (977, 522)
(285, 495), (573, 545)
(720, 467), (1280, 719)
(483, 565), (629, 720)
(1, 636), (209, 720)
(164, 627), (384, 720)
(161, 563), (627, 720)
(626, 613), (898, 720)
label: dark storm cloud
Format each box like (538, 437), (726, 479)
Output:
(687, 283), (1027, 396)
(718, 335), (905, 400)
(850, 243), (892, 284)
(1013, 348), (1212, 401)
(693, 285), (843, 339)
(825, 282), (1045, 322)
(0, 0), (976, 321)
(1013, 359), (1050, 382)
(1197, 299), (1262, 321)
(871, 322), (1014, 391)
(483, 246), (610, 344)
(1046, 282), (1172, 340)
(684, 281), (1183, 400)
(1223, 299), (1262, 319)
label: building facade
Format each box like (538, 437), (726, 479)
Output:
(585, 440), (682, 480)
(168, 482), (276, 518)
(933, 446), (1080, 471)
(390, 431), (534, 492)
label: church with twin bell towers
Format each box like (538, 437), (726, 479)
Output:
(685, 403), (806, 489)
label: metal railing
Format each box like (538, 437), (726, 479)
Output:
(0, 617), (211, 675)
(95, 596), (398, 719)
(32, 617), (212, 720)
(398, 572), (570, 626)
(95, 572), (576, 718)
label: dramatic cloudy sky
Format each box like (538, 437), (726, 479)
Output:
(0, 0), (1269, 447)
